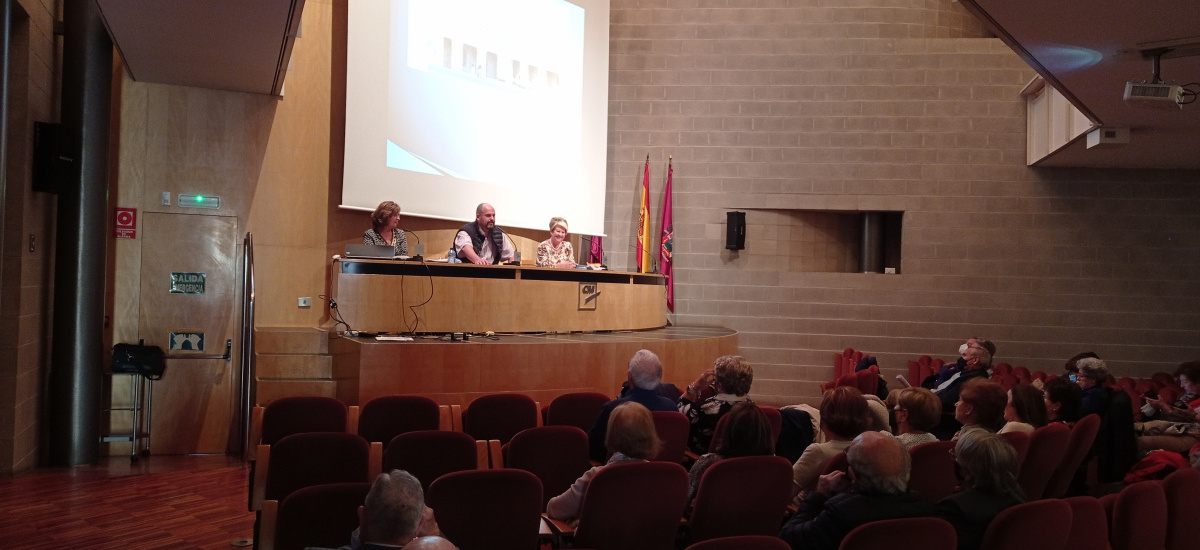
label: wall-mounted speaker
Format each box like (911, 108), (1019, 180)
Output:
(726, 211), (746, 250)
(33, 122), (79, 194)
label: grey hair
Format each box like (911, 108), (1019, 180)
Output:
(954, 427), (1026, 500)
(360, 469), (424, 544)
(1076, 357), (1109, 383)
(847, 431), (910, 495)
(628, 349), (664, 390)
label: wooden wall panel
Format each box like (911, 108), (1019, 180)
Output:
(330, 327), (738, 407)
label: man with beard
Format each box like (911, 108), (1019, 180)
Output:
(453, 203), (515, 265)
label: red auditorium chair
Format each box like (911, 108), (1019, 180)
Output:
(908, 440), (958, 503)
(356, 395), (440, 444)
(685, 535), (791, 550)
(979, 499), (1071, 550)
(259, 482), (371, 550)
(546, 461), (689, 550)
(460, 393), (540, 445)
(1109, 479), (1168, 550)
(651, 410), (690, 463)
(839, 517), (956, 550)
(1063, 496), (1109, 550)
(544, 391), (610, 431)
(685, 455), (793, 545)
(502, 425), (593, 509)
(1043, 413), (1100, 498)
(427, 469), (543, 550)
(1161, 467), (1200, 550)
(382, 430), (484, 493)
(1016, 422), (1070, 500)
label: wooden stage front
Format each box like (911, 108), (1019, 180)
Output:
(329, 326), (739, 407)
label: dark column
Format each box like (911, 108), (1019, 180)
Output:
(48, 0), (112, 466)
(860, 212), (883, 274)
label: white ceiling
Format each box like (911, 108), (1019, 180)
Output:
(94, 0), (304, 96)
(95, 0), (1198, 168)
(959, 0), (1200, 169)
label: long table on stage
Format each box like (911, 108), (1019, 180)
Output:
(330, 326), (739, 407)
(332, 258), (668, 334)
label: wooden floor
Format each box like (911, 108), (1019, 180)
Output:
(0, 455), (255, 550)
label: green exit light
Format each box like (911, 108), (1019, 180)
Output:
(178, 194), (220, 209)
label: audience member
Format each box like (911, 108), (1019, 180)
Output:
(932, 339), (995, 440)
(686, 401), (775, 506)
(1075, 357), (1112, 419)
(936, 428), (1025, 550)
(891, 387), (941, 450)
(1063, 351), (1099, 378)
(999, 383), (1047, 434)
(588, 350), (678, 461)
(679, 355), (754, 454)
(1135, 360), (1200, 454)
(1141, 360), (1200, 422)
(1043, 377), (1082, 424)
(953, 378), (1007, 437)
(402, 537), (458, 550)
(316, 469), (439, 550)
(791, 386), (871, 502)
(779, 431), (935, 550)
(547, 401), (661, 522)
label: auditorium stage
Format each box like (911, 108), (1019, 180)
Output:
(329, 326), (738, 407)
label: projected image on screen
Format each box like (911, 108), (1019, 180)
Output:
(344, 0), (609, 235)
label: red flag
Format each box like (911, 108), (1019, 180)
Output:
(659, 160), (674, 312)
(636, 156), (651, 272)
(588, 236), (604, 264)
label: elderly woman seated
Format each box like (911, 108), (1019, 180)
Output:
(791, 386), (872, 503)
(890, 387), (942, 450)
(952, 378), (1008, 438)
(937, 427), (1025, 550)
(546, 401), (661, 522)
(678, 355), (755, 454)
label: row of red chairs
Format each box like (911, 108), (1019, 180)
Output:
(838, 459), (1200, 550)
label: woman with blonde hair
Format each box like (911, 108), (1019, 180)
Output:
(546, 401), (661, 522)
(679, 355), (754, 454)
(363, 200), (408, 257)
(536, 217), (575, 268)
(892, 387), (942, 450)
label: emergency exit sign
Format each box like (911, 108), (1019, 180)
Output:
(170, 272), (205, 294)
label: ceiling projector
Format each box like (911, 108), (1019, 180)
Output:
(1124, 82), (1185, 106)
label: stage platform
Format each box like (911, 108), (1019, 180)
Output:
(329, 326), (739, 407)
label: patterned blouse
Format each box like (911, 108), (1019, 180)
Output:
(536, 239), (574, 267)
(363, 227), (408, 257)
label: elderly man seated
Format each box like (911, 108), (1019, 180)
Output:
(312, 469), (452, 550)
(778, 431), (935, 550)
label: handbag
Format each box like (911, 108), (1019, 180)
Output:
(112, 340), (166, 380)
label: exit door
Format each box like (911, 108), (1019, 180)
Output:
(138, 212), (240, 454)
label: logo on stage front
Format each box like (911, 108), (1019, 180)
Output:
(579, 283), (600, 310)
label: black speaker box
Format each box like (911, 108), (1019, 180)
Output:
(33, 122), (79, 194)
(726, 211), (746, 250)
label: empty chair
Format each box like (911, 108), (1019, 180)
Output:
(1109, 480), (1168, 550)
(258, 396), (348, 446)
(1016, 422), (1070, 500)
(685, 535), (792, 550)
(567, 461), (689, 550)
(357, 395), (441, 444)
(259, 482), (371, 550)
(1043, 413), (1101, 498)
(1162, 467), (1200, 550)
(461, 393), (539, 445)
(262, 432), (371, 506)
(1064, 496), (1109, 550)
(544, 391), (610, 431)
(978, 499), (1071, 550)
(503, 425), (592, 508)
(907, 440), (957, 503)
(426, 469), (543, 550)
(838, 517), (956, 550)
(651, 410), (690, 463)
(998, 431), (1031, 466)
(383, 430), (482, 493)
(686, 456), (793, 544)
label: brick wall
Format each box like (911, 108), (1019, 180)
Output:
(604, 0), (1200, 404)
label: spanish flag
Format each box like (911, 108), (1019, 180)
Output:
(636, 156), (651, 272)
